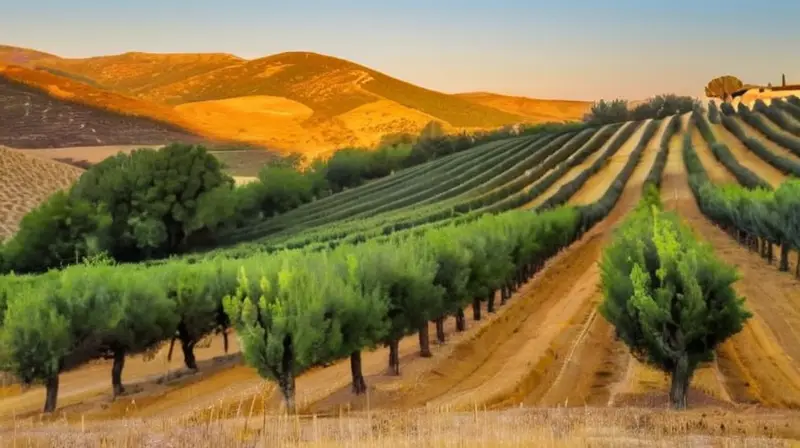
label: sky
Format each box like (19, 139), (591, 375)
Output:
(2, 0), (799, 101)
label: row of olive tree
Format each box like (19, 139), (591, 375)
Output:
(683, 116), (800, 276)
(0, 206), (582, 413)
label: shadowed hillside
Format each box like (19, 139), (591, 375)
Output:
(0, 66), (212, 148)
(0, 45), (587, 152)
(455, 92), (591, 123)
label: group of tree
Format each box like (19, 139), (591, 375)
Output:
(0, 205), (584, 413)
(683, 115), (800, 277)
(583, 94), (702, 125)
(599, 185), (751, 409)
(1, 119), (588, 274)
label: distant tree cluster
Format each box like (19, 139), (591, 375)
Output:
(583, 95), (702, 125)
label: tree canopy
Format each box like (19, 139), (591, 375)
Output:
(704, 76), (744, 100)
(599, 198), (751, 408)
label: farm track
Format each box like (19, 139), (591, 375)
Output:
(663, 124), (800, 408)
(682, 116), (736, 185)
(710, 123), (787, 188)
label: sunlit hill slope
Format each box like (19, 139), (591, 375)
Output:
(0, 45), (587, 154)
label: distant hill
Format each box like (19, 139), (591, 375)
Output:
(0, 65), (207, 148)
(0, 45), (585, 153)
(455, 92), (591, 123)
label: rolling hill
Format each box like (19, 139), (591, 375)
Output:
(0, 45), (588, 153)
(0, 64), (215, 148)
(455, 92), (591, 122)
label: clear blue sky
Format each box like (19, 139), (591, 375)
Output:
(2, 0), (798, 101)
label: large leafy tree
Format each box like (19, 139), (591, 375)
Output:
(1, 191), (112, 273)
(705, 76), (744, 101)
(70, 143), (232, 261)
(599, 203), (751, 408)
(223, 252), (343, 412)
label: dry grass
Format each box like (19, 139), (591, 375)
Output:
(0, 147), (83, 240)
(1, 407), (797, 447)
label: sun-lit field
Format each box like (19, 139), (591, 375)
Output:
(3, 97), (800, 447)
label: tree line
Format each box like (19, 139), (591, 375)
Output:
(583, 94), (702, 126)
(0, 205), (584, 413)
(684, 113), (800, 277)
(0, 121), (585, 275)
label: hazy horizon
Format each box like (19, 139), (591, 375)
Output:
(3, 0), (799, 101)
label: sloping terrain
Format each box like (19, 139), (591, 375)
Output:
(455, 92), (591, 123)
(0, 65), (209, 148)
(4, 108), (800, 446)
(0, 146), (83, 239)
(0, 46), (570, 152)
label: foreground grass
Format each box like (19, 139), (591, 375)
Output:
(1, 407), (797, 447)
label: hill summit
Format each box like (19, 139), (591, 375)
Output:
(0, 45), (590, 153)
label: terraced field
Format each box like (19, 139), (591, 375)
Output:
(4, 98), (800, 445)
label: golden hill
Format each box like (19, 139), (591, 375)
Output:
(0, 64), (221, 146)
(0, 146), (83, 240)
(0, 45), (584, 153)
(455, 92), (591, 122)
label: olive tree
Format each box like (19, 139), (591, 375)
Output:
(599, 203), (751, 408)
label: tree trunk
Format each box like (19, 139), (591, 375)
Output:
(669, 354), (691, 410)
(43, 374), (59, 414)
(455, 309), (466, 332)
(472, 298), (481, 321)
(796, 250), (800, 278)
(223, 330), (229, 354)
(279, 335), (296, 413)
(435, 317), (445, 344)
(167, 336), (176, 361)
(487, 291), (495, 314)
(768, 242), (774, 264)
(178, 323), (197, 371)
(111, 348), (126, 398)
(780, 244), (790, 272)
(388, 339), (400, 375)
(350, 351), (366, 395)
(418, 323), (432, 358)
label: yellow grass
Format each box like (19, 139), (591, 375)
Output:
(2, 407), (798, 447)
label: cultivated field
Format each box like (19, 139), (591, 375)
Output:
(3, 98), (800, 447)
(0, 146), (83, 239)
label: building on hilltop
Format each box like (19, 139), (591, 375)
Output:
(731, 74), (800, 105)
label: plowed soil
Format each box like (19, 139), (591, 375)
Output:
(0, 146), (83, 239)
